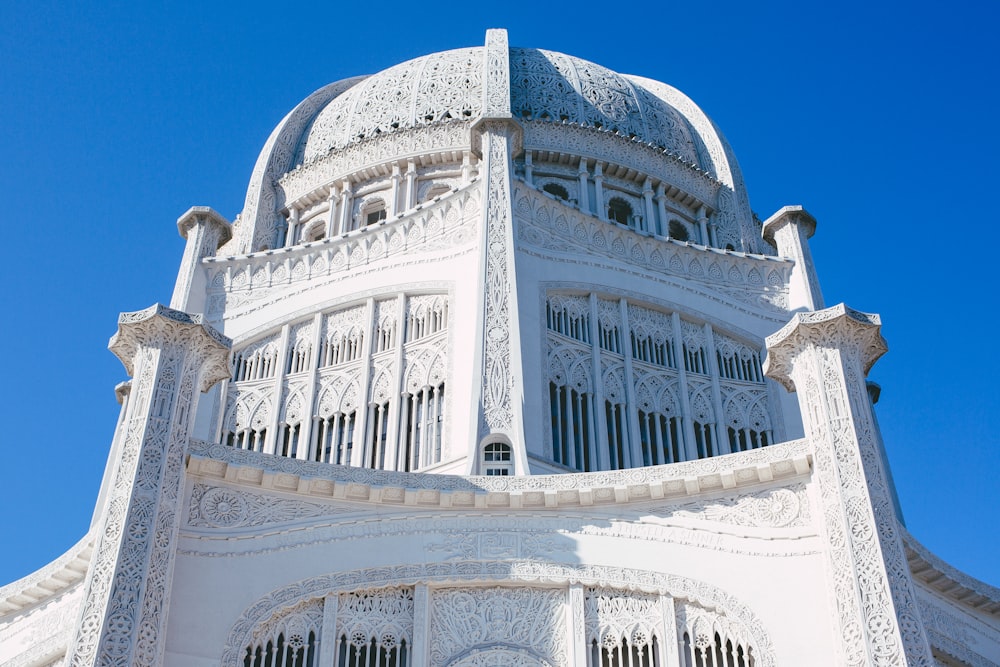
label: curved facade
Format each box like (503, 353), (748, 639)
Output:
(1, 29), (998, 667)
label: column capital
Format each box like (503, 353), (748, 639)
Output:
(764, 303), (887, 391)
(109, 304), (232, 392)
(176, 206), (231, 245)
(761, 204), (815, 246)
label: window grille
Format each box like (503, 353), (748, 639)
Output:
(550, 382), (596, 472)
(482, 441), (513, 476)
(315, 411), (357, 465)
(546, 296), (591, 343)
(400, 383), (445, 471)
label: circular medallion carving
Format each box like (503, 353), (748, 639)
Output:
(200, 488), (248, 527)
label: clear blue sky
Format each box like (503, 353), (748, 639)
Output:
(1, 1), (997, 588)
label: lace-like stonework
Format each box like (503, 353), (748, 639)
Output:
(430, 587), (566, 666)
(510, 48), (700, 166)
(296, 48), (483, 166)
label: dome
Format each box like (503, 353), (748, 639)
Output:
(229, 30), (757, 260)
(292, 47), (704, 170)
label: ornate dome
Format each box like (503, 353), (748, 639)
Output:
(230, 30), (757, 258)
(292, 47), (704, 170)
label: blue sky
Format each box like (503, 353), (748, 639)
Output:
(1, 1), (997, 588)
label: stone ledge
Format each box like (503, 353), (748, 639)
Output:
(186, 438), (812, 512)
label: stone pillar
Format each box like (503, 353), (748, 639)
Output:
(390, 163), (402, 217)
(697, 209), (710, 246)
(67, 305), (231, 667)
(761, 205), (824, 311)
(593, 162), (606, 220)
(338, 179), (353, 234)
(642, 179), (655, 234)
(764, 304), (932, 667)
(468, 28), (528, 472)
(577, 160), (591, 214)
(655, 184), (668, 237)
(170, 206), (231, 313)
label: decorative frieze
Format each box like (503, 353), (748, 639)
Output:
(514, 182), (790, 313)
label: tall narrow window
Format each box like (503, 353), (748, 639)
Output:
(315, 411), (356, 465)
(400, 382), (444, 471)
(366, 401), (391, 469)
(550, 382), (595, 472)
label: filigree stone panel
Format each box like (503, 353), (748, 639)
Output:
(430, 587), (567, 667)
(68, 307), (231, 667)
(764, 305), (933, 667)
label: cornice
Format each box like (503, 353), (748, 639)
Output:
(0, 531), (94, 617)
(903, 527), (1000, 617)
(187, 438), (812, 511)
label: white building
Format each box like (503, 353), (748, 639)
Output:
(1, 28), (997, 667)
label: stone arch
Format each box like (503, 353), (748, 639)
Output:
(222, 561), (776, 667)
(446, 645), (553, 667)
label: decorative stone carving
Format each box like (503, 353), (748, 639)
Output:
(764, 304), (933, 667)
(187, 484), (353, 529)
(430, 587), (567, 666)
(67, 305), (230, 667)
(222, 561), (776, 667)
(476, 121), (520, 440)
(662, 484), (809, 528)
(514, 182), (790, 313)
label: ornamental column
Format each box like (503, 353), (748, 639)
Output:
(67, 305), (231, 667)
(467, 28), (528, 472)
(761, 205), (824, 311)
(170, 206), (232, 314)
(764, 304), (932, 667)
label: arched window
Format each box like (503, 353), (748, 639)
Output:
(482, 442), (512, 476)
(422, 184), (451, 202)
(363, 199), (387, 226)
(304, 220), (326, 243)
(607, 197), (632, 225)
(542, 182), (569, 201)
(668, 220), (690, 241)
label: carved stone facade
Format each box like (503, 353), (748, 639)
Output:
(2, 28), (998, 667)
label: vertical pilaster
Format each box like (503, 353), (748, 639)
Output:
(412, 584), (430, 667)
(352, 298), (376, 468)
(589, 294), (610, 471)
(568, 585), (587, 665)
(390, 163), (402, 217)
(324, 187), (339, 238)
(469, 28), (528, 470)
(620, 299), (644, 466)
(404, 160), (417, 211)
(655, 184), (668, 236)
(703, 323), (730, 454)
(764, 304), (932, 667)
(642, 179), (655, 234)
(68, 305), (231, 667)
(593, 162), (606, 220)
(338, 179), (353, 234)
(578, 160), (591, 214)
(317, 593), (339, 666)
(658, 595), (680, 667)
(170, 207), (231, 313)
(671, 313), (698, 461)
